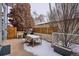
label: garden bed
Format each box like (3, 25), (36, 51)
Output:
(53, 44), (73, 56)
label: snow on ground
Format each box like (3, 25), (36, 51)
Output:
(69, 44), (79, 54)
(24, 40), (61, 56)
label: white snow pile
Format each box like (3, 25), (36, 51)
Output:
(70, 44), (79, 53)
(24, 40), (61, 56)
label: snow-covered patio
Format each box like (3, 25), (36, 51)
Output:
(24, 40), (61, 56)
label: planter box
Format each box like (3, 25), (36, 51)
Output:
(53, 45), (73, 56)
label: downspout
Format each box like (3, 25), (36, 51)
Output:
(0, 3), (2, 50)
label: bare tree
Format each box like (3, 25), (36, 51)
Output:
(48, 3), (79, 47)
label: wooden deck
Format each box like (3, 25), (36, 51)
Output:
(3, 39), (33, 56)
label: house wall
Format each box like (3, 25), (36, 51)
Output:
(2, 4), (8, 40)
(0, 4), (2, 44)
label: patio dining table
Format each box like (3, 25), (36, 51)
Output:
(27, 34), (42, 47)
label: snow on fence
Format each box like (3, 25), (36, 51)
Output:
(52, 32), (79, 47)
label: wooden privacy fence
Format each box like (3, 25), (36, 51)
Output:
(7, 27), (17, 39)
(34, 27), (57, 34)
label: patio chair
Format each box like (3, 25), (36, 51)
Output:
(24, 36), (33, 46)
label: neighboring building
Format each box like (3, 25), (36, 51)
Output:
(35, 22), (50, 28)
(34, 15), (49, 25)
